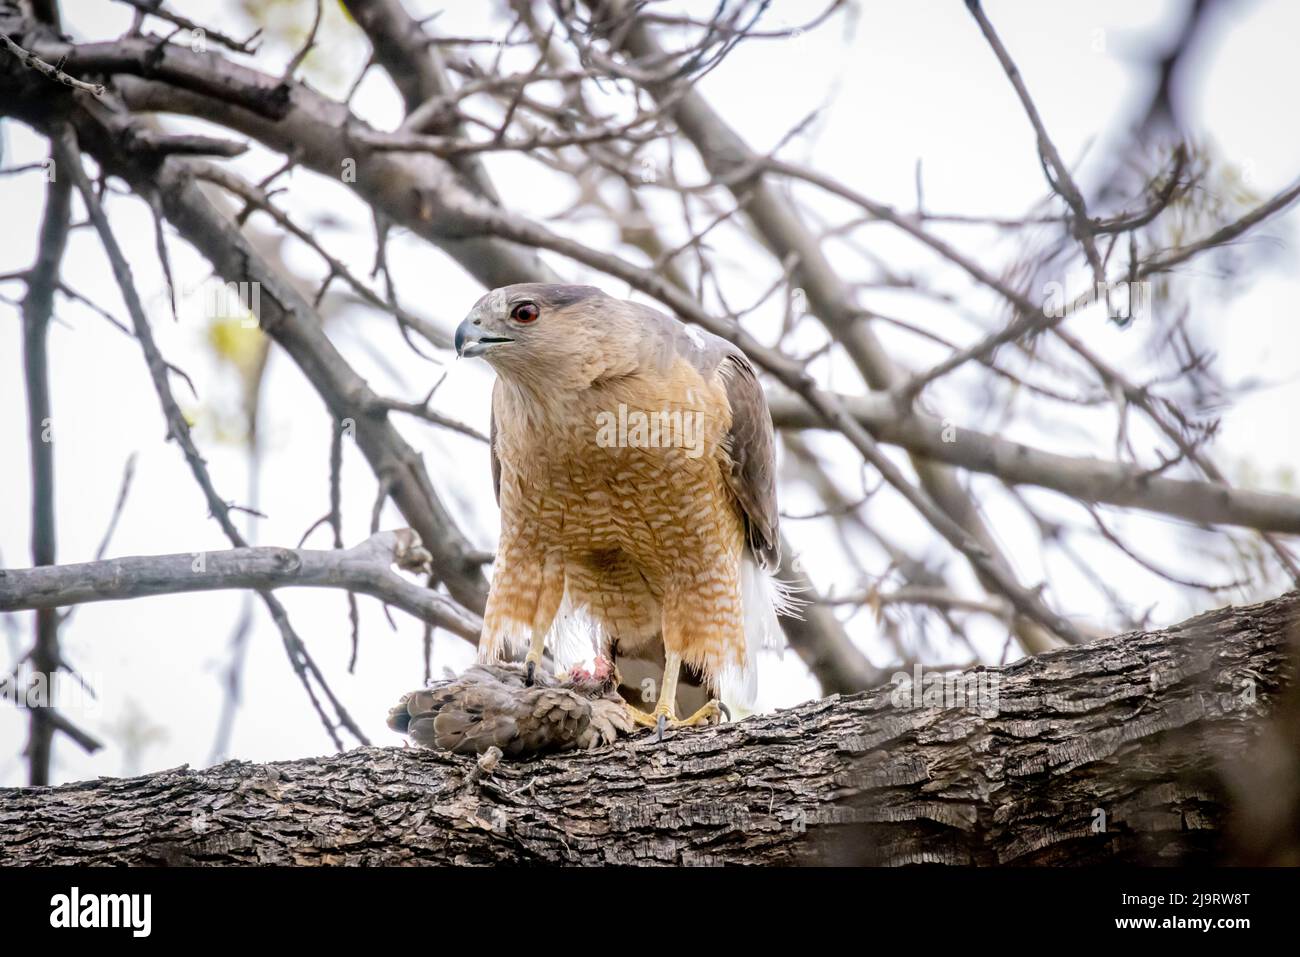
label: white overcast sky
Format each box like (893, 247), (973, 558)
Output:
(2, 0), (1298, 786)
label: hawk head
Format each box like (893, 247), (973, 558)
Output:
(455, 283), (632, 385)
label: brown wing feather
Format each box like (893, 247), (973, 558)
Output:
(489, 382), (502, 503)
(719, 353), (781, 571)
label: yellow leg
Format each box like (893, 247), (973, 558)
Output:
(652, 651), (683, 720)
(523, 554), (565, 685)
(625, 652), (727, 738)
(523, 628), (546, 685)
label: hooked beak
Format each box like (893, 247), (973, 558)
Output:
(454, 318), (514, 359)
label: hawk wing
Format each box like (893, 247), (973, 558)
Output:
(717, 352), (780, 571)
(623, 301), (782, 572)
(489, 381), (502, 503)
(387, 663), (632, 758)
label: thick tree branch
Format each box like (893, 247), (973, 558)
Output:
(1, 590), (1293, 865)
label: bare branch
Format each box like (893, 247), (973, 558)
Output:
(767, 391), (1300, 535)
(0, 530), (482, 643)
(0, 32), (103, 96)
(597, 4), (1065, 654)
(113, 0), (262, 54)
(53, 127), (368, 748)
(0, 679), (103, 755)
(19, 150), (71, 785)
(965, 0), (1104, 281)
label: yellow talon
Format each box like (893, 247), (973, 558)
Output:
(675, 700), (726, 728)
(624, 702), (660, 729)
(625, 699), (726, 739)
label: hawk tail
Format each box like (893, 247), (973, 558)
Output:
(720, 554), (802, 708)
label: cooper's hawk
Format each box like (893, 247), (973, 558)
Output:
(455, 283), (789, 735)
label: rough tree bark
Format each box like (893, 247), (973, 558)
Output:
(1, 591), (1294, 865)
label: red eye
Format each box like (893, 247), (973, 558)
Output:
(510, 302), (539, 323)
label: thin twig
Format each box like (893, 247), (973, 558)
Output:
(0, 33), (104, 96)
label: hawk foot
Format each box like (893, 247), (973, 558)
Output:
(627, 700), (729, 740)
(624, 703), (660, 729)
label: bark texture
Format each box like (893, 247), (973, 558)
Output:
(1, 592), (1295, 865)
